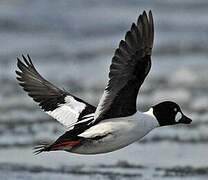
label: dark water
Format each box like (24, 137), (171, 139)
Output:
(0, 0), (208, 179)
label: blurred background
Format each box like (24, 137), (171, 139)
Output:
(0, 0), (208, 179)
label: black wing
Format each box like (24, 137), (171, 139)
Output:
(94, 11), (154, 122)
(16, 55), (96, 128)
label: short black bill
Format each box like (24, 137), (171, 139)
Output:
(178, 114), (192, 124)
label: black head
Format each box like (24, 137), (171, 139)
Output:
(152, 101), (192, 126)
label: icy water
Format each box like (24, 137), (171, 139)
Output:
(0, 0), (208, 179)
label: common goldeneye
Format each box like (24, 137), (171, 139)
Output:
(16, 10), (192, 155)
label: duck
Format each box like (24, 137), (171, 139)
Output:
(16, 10), (192, 155)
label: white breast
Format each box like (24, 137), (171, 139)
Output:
(72, 110), (159, 154)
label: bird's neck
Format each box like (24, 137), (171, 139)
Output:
(137, 108), (160, 129)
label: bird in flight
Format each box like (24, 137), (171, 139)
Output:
(16, 10), (192, 155)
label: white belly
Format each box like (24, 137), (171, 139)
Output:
(71, 113), (158, 154)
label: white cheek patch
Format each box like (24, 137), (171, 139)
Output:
(175, 112), (182, 122)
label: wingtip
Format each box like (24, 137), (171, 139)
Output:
(22, 54), (30, 66)
(27, 54), (33, 64)
(142, 10), (148, 18)
(148, 10), (154, 48)
(17, 55), (27, 66)
(16, 54), (36, 73)
(130, 23), (137, 32)
(22, 54), (26, 61)
(148, 10), (153, 21)
(138, 10), (153, 21)
(16, 57), (26, 69)
(15, 70), (21, 76)
(16, 57), (22, 65)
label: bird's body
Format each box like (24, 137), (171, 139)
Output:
(16, 10), (192, 155)
(70, 110), (158, 154)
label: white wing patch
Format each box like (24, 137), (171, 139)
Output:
(46, 95), (86, 128)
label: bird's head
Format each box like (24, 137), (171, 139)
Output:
(152, 101), (192, 126)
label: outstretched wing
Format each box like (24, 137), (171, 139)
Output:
(16, 55), (96, 129)
(94, 11), (154, 122)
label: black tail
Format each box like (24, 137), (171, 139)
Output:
(33, 142), (52, 155)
